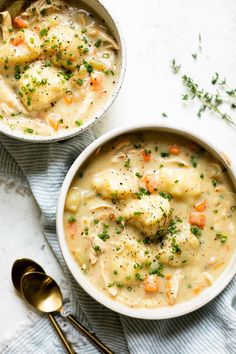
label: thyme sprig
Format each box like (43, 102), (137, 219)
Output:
(182, 75), (236, 126)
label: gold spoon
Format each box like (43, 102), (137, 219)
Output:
(21, 271), (114, 354)
(11, 259), (75, 354)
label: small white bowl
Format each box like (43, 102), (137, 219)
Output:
(0, 0), (126, 142)
(57, 123), (236, 319)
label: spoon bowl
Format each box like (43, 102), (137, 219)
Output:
(11, 258), (45, 295)
(21, 272), (62, 313)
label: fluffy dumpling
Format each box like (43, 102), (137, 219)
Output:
(43, 26), (85, 69)
(158, 168), (201, 198)
(19, 61), (68, 111)
(122, 195), (171, 236)
(0, 30), (41, 68)
(91, 169), (138, 200)
(159, 220), (200, 267)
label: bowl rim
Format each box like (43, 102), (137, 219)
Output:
(56, 122), (236, 320)
(0, 0), (126, 143)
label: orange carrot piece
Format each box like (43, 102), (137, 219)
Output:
(144, 275), (159, 293)
(141, 149), (151, 162)
(64, 94), (73, 105)
(13, 17), (28, 29)
(48, 117), (60, 131)
(189, 212), (206, 229)
(90, 75), (103, 91)
(194, 200), (207, 212)
(10, 36), (25, 46)
(169, 144), (180, 155)
(144, 174), (158, 193)
(67, 221), (77, 239)
(193, 285), (203, 295)
(165, 273), (172, 280)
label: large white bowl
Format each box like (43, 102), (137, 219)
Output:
(0, 0), (126, 142)
(57, 123), (236, 319)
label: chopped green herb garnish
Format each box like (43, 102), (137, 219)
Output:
(93, 219), (99, 224)
(124, 159), (131, 168)
(190, 155), (198, 168)
(83, 60), (93, 74)
(81, 28), (87, 33)
(24, 127), (33, 134)
(212, 179), (218, 187)
(159, 191), (172, 201)
(39, 28), (49, 37)
(190, 225), (202, 237)
(134, 143), (141, 148)
(216, 233), (227, 243)
(149, 262), (164, 277)
(135, 172), (143, 178)
(160, 152), (170, 158)
(133, 211), (141, 216)
(77, 78), (84, 85)
(84, 227), (89, 236)
(136, 187), (150, 199)
(68, 215), (76, 222)
(93, 245), (101, 252)
(171, 58), (181, 73)
(75, 120), (83, 127)
(94, 39), (102, 48)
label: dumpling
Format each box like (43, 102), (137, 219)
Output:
(122, 195), (171, 236)
(159, 220), (200, 267)
(91, 169), (138, 200)
(43, 26), (85, 70)
(0, 30), (41, 68)
(19, 61), (68, 111)
(158, 168), (201, 198)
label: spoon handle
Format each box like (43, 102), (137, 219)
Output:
(67, 314), (114, 354)
(48, 313), (76, 354)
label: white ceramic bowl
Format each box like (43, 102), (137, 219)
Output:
(57, 123), (236, 319)
(0, 0), (126, 142)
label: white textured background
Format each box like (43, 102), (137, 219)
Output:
(1, 0), (236, 343)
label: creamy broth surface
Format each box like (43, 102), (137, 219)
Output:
(0, 0), (119, 136)
(64, 132), (236, 308)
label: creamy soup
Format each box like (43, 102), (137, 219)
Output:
(64, 132), (236, 308)
(0, 0), (119, 136)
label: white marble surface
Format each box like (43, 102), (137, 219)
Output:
(1, 0), (236, 345)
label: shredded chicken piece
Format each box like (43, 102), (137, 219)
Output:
(202, 272), (213, 285)
(88, 27), (119, 50)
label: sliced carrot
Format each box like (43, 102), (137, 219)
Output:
(48, 117), (60, 131)
(144, 174), (158, 193)
(67, 221), (77, 239)
(64, 94), (73, 105)
(13, 17), (28, 29)
(141, 149), (151, 162)
(193, 285), (203, 295)
(165, 273), (172, 280)
(189, 211), (206, 229)
(90, 75), (103, 91)
(144, 275), (159, 293)
(194, 200), (207, 212)
(10, 36), (25, 46)
(169, 144), (180, 155)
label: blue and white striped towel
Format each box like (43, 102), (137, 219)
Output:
(1, 131), (236, 354)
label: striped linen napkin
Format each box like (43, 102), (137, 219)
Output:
(1, 131), (236, 354)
